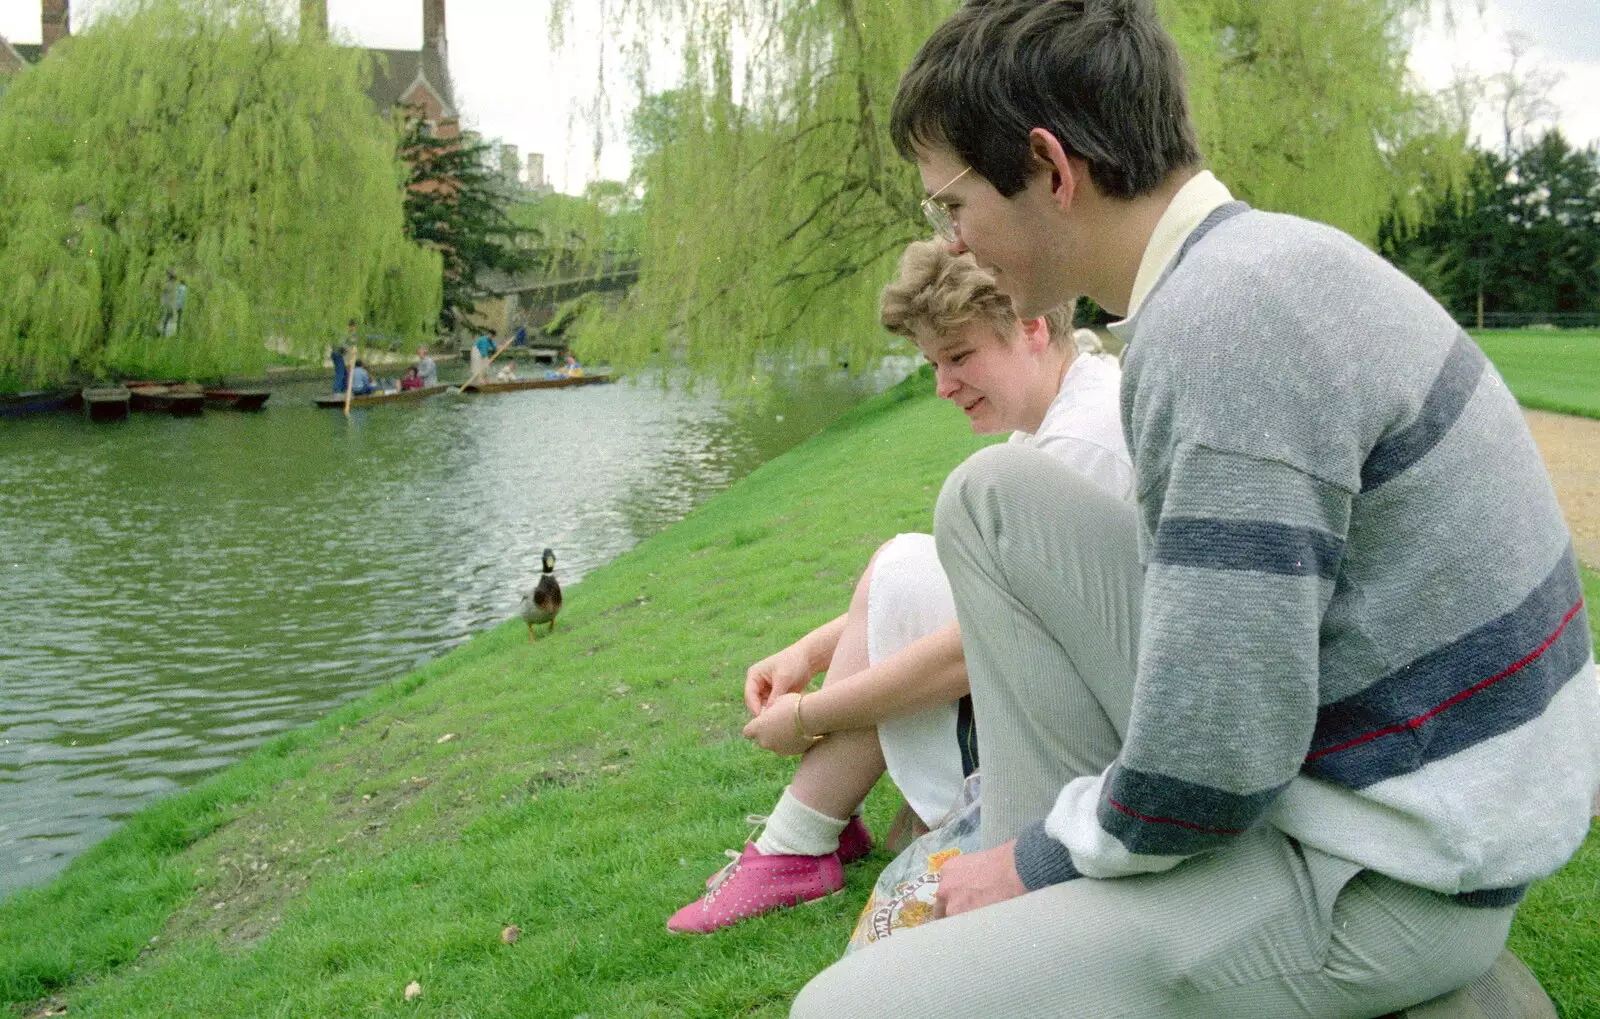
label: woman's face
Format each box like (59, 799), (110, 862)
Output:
(917, 318), (1057, 434)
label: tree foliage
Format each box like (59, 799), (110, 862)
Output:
(399, 120), (533, 335)
(1381, 130), (1600, 321)
(0, 0), (440, 387)
(506, 181), (642, 277)
(550, 0), (1466, 384)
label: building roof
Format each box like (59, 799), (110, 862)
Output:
(364, 47), (454, 117)
(0, 35), (33, 73)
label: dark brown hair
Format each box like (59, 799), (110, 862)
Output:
(890, 0), (1201, 199)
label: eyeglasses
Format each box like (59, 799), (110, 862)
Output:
(920, 166), (971, 242)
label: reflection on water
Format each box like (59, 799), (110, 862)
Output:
(0, 362), (910, 893)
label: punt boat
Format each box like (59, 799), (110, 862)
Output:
(460, 372), (613, 394)
(0, 389), (80, 418)
(204, 388), (271, 411)
(312, 384), (448, 408)
(82, 387), (132, 422)
(127, 384), (205, 416)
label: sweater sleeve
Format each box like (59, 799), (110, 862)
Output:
(1013, 442), (1353, 886)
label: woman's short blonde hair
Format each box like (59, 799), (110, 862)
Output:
(879, 239), (1073, 351)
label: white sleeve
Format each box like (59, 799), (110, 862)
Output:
(1032, 434), (1135, 503)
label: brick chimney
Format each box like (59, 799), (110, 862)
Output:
(41, 0), (69, 56)
(423, 0), (446, 57)
(300, 0), (327, 42)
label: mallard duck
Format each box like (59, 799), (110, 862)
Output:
(519, 548), (562, 640)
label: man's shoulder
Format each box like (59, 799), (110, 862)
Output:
(1125, 210), (1465, 486)
(1175, 209), (1380, 293)
(1136, 208), (1452, 367)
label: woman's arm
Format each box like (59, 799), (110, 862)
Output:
(743, 613), (848, 716)
(806, 621), (967, 732)
(744, 621), (968, 753)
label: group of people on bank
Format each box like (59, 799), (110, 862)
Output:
(663, 2), (1598, 1017)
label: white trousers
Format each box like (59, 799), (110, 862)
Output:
(867, 533), (965, 828)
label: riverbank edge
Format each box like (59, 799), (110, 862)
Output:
(2, 365), (1596, 1016)
(0, 365), (955, 1011)
(2, 346), (590, 396)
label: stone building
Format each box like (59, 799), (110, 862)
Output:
(0, 0), (68, 72)
(300, 0), (459, 139)
(4, 0), (454, 142)
(0, 36), (29, 77)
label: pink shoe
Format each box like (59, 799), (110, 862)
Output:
(837, 815), (874, 865)
(700, 812), (867, 887)
(667, 843), (844, 934)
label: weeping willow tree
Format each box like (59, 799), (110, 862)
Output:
(0, 0), (441, 387)
(552, 0), (1466, 384)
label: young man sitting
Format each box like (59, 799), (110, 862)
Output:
(793, 1), (1598, 1015)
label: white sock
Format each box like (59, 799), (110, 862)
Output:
(754, 786), (850, 857)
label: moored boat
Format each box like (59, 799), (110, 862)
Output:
(82, 387), (132, 422)
(128, 384), (205, 417)
(204, 388), (271, 411)
(312, 384), (448, 408)
(0, 389), (81, 418)
(460, 372), (613, 394)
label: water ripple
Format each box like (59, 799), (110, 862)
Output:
(0, 363), (903, 893)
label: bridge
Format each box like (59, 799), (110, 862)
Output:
(472, 252), (639, 343)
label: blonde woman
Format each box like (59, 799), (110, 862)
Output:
(668, 240), (1134, 933)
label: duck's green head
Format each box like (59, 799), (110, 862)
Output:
(542, 548), (556, 573)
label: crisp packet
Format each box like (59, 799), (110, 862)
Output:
(846, 773), (982, 953)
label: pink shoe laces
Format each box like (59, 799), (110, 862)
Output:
(704, 813), (770, 894)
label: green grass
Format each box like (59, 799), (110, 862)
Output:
(1474, 328), (1600, 419)
(1, 368), (1595, 1017)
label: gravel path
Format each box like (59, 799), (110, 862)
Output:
(1525, 410), (1600, 569)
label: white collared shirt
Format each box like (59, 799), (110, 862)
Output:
(1107, 171), (1234, 345)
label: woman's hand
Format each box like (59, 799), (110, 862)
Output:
(744, 646), (815, 717)
(742, 693), (816, 756)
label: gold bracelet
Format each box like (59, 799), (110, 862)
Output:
(793, 693), (826, 746)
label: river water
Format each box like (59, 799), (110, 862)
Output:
(0, 364), (907, 893)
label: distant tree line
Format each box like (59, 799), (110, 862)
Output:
(1381, 129), (1600, 327)
(550, 0), (1468, 383)
(0, 0), (440, 388)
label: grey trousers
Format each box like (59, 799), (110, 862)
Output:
(792, 445), (1514, 1019)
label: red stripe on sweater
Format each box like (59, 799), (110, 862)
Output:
(1305, 599), (1584, 763)
(1105, 797), (1245, 836)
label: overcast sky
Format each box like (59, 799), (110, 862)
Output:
(2, 0), (1597, 195)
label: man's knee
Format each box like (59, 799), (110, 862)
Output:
(935, 444), (1044, 541)
(936, 443), (1109, 550)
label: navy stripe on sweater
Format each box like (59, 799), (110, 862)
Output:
(1361, 333), (1487, 491)
(1305, 549), (1589, 789)
(1097, 763), (1289, 856)
(1152, 518), (1343, 579)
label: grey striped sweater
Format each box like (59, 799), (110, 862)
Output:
(1015, 207), (1600, 904)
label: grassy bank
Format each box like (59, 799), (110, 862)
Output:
(1473, 328), (1600, 419)
(3, 368), (1596, 1018)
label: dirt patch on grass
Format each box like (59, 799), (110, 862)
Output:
(1526, 410), (1600, 569)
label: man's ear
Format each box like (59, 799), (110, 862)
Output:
(1021, 316), (1052, 353)
(1028, 128), (1083, 212)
